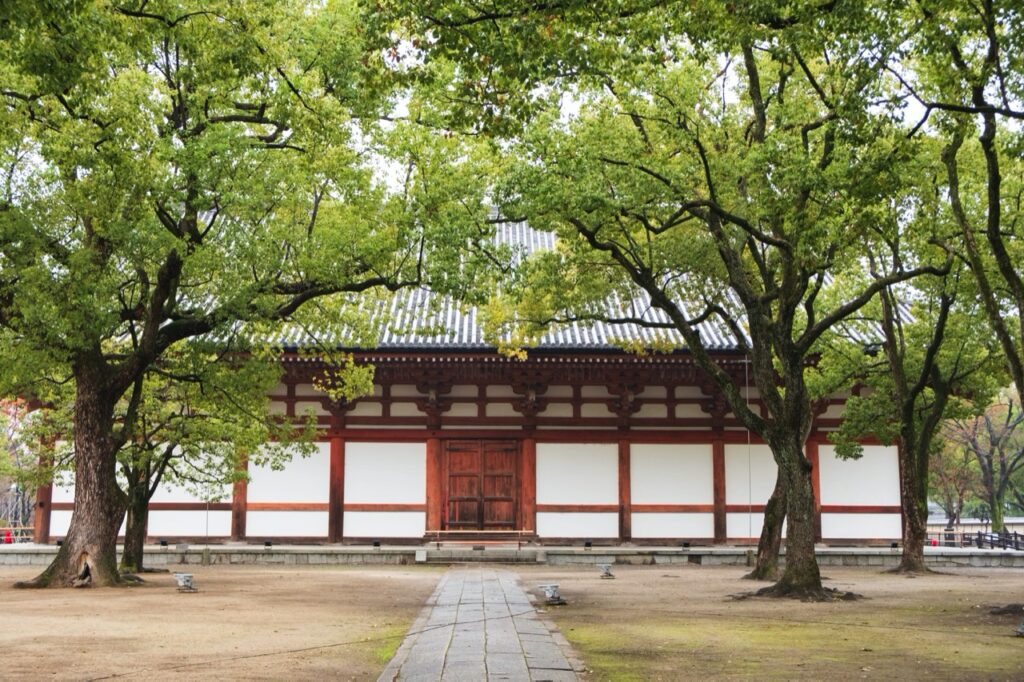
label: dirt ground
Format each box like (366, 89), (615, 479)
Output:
(0, 564), (444, 681)
(1, 563), (1023, 681)
(515, 564), (1024, 681)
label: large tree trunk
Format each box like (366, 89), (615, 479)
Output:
(990, 489), (1005, 533)
(761, 434), (824, 599)
(17, 366), (126, 588)
(745, 473), (786, 581)
(119, 477), (149, 574)
(896, 440), (929, 573)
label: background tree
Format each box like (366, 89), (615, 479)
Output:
(944, 390), (1024, 533)
(930, 438), (981, 527)
(0, 0), (488, 587)
(390, 1), (955, 598)
(893, 2), (1024, 396)
(116, 347), (322, 574)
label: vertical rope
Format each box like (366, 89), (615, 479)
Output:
(746, 356), (752, 540)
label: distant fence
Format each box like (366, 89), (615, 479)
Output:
(0, 526), (33, 544)
(925, 529), (1024, 550)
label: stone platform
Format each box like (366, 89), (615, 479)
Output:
(1, 543), (1023, 568)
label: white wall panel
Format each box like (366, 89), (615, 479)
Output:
(536, 512), (618, 538)
(726, 512), (787, 539)
(818, 445), (900, 506)
(247, 443), (330, 503)
(50, 511), (126, 537)
(536, 443), (618, 504)
(246, 511), (328, 537)
(725, 444), (777, 505)
(50, 510), (72, 536)
(343, 512), (425, 538)
(345, 442), (426, 504)
(51, 482), (75, 503)
(147, 510), (231, 537)
(631, 444), (713, 504)
(821, 513), (900, 539)
(150, 480), (230, 504)
(631, 513), (714, 538)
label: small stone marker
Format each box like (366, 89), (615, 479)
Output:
(598, 563), (615, 579)
(415, 549), (427, 563)
(174, 573), (197, 592)
(538, 583), (566, 605)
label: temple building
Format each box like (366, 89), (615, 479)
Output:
(36, 225), (901, 545)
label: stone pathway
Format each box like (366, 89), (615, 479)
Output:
(378, 568), (580, 681)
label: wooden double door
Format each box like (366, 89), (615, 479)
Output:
(444, 440), (518, 531)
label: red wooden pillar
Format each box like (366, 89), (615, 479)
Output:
(618, 439), (631, 541)
(425, 438), (443, 532)
(231, 454), (248, 541)
(712, 438), (727, 544)
(328, 437), (345, 543)
(807, 439), (822, 542)
(519, 438), (536, 533)
(33, 478), (52, 544)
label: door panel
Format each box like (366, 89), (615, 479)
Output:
(445, 440), (518, 530)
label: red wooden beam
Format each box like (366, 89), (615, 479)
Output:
(618, 439), (631, 540)
(712, 438), (726, 543)
(425, 437), (442, 531)
(328, 437), (345, 542)
(520, 438), (536, 533)
(632, 504), (716, 513)
(343, 503), (427, 512)
(231, 454), (248, 541)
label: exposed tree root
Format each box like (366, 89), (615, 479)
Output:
(731, 584), (862, 602)
(884, 565), (942, 577)
(742, 566), (780, 582)
(990, 604), (1024, 616)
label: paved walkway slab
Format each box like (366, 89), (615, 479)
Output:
(379, 568), (579, 681)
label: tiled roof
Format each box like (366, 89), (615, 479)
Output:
(271, 221), (745, 352)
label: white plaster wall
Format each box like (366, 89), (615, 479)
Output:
(675, 404), (708, 419)
(821, 513), (901, 539)
(147, 510), (231, 537)
(536, 443), (618, 504)
(347, 402), (383, 418)
(50, 510), (73, 536)
(246, 511), (328, 537)
(486, 403), (520, 418)
(343, 512), (426, 538)
(390, 402), (422, 417)
(447, 403), (478, 418)
(580, 403), (615, 418)
(818, 445), (900, 506)
(633, 403), (668, 419)
(345, 442), (426, 504)
(540, 403), (573, 418)
(50, 511), (126, 537)
(631, 443), (713, 504)
(536, 512), (618, 538)
(247, 443), (330, 503)
(294, 401), (329, 416)
(150, 480), (230, 504)
(51, 481), (75, 503)
(726, 512), (787, 539)
(725, 444), (777, 505)
(631, 513), (714, 538)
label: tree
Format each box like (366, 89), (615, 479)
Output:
(0, 1), (487, 587)
(893, 2), (1024, 397)
(116, 348), (321, 574)
(930, 437), (981, 527)
(827, 263), (997, 571)
(390, 1), (946, 598)
(945, 390), (1024, 533)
